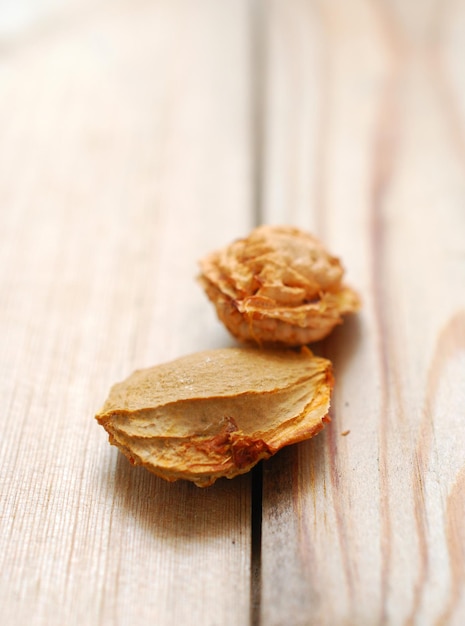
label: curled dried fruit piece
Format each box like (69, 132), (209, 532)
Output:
(199, 224), (360, 346)
(95, 347), (333, 487)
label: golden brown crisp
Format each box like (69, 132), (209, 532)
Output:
(95, 347), (333, 487)
(198, 225), (360, 346)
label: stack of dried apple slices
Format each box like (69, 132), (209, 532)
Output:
(96, 226), (359, 486)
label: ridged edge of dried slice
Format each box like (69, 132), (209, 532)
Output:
(199, 276), (359, 346)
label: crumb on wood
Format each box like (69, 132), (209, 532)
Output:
(341, 430), (350, 436)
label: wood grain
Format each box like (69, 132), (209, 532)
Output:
(2, 1), (465, 625)
(0, 1), (253, 625)
(259, 1), (465, 625)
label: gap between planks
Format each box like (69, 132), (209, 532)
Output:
(249, 0), (267, 623)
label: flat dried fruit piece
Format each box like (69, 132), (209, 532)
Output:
(95, 347), (333, 487)
(198, 224), (360, 346)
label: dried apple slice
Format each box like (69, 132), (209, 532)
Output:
(95, 347), (333, 486)
(199, 225), (360, 346)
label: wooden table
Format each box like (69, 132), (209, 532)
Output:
(1, 1), (465, 624)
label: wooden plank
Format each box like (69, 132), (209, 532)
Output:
(0, 1), (254, 625)
(259, 0), (465, 624)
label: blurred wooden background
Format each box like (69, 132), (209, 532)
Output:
(1, 1), (464, 624)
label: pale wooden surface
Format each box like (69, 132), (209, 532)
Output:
(1, 1), (465, 625)
(260, 1), (465, 625)
(0, 2), (253, 625)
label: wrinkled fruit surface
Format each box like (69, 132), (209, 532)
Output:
(199, 225), (360, 346)
(95, 347), (333, 486)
